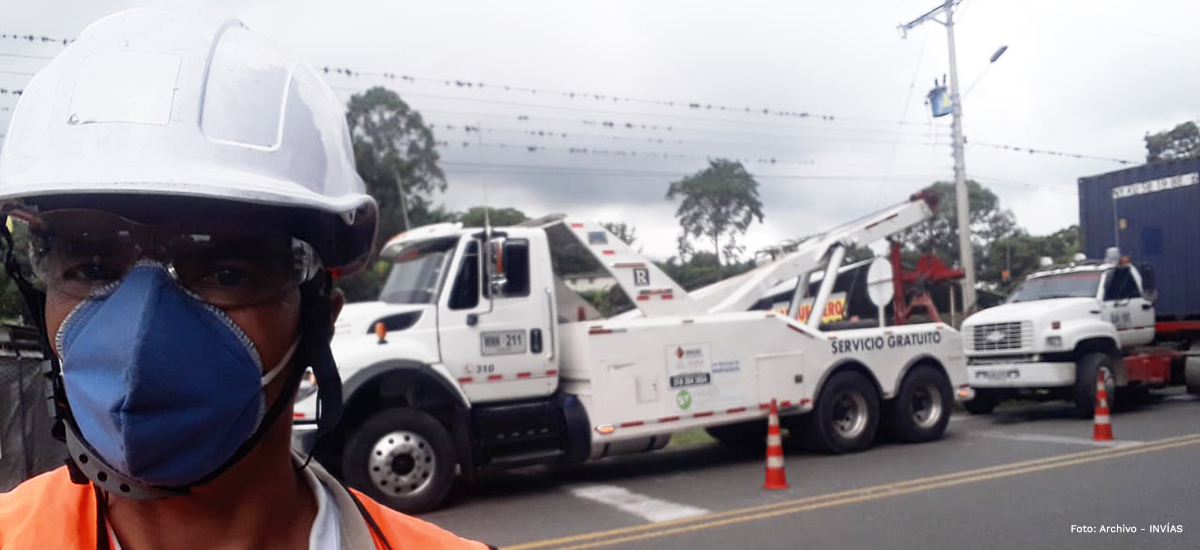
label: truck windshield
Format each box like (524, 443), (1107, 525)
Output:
(1008, 272), (1101, 303)
(379, 238), (458, 305)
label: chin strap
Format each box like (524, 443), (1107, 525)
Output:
(0, 220), (81, 482)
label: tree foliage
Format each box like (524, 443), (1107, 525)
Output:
(457, 207), (529, 228)
(903, 180), (1018, 272)
(656, 252), (756, 291)
(979, 226), (1082, 293)
(666, 159), (764, 268)
(1145, 120), (1200, 163)
(345, 87), (446, 243)
(600, 221), (637, 245)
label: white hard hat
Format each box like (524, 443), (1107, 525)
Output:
(0, 7), (377, 274)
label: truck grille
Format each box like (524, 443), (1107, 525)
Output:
(970, 322), (1032, 352)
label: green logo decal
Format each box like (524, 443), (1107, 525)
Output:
(676, 390), (692, 410)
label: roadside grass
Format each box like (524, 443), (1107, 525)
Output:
(666, 428), (717, 448)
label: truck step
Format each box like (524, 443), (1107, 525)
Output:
(487, 448), (565, 469)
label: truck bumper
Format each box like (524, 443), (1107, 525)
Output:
(967, 361), (1075, 388)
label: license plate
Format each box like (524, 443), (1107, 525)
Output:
(975, 369), (1019, 380)
(481, 330), (527, 356)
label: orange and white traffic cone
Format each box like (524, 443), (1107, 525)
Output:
(764, 398), (789, 490)
(1093, 370), (1113, 441)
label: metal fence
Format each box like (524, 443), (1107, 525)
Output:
(0, 325), (63, 493)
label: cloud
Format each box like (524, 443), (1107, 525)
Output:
(2, 0), (1195, 266)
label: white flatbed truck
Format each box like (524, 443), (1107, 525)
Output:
(294, 193), (970, 513)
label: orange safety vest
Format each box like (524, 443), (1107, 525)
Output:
(0, 467), (488, 550)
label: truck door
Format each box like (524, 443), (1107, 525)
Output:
(1102, 266), (1154, 347)
(438, 235), (556, 402)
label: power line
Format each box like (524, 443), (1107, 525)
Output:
(428, 120), (950, 149)
(333, 85), (948, 138)
(440, 160), (948, 182)
(970, 140), (1136, 165)
(0, 51), (53, 60)
(973, 175), (1077, 195)
(1020, 3), (1200, 47)
(0, 70), (35, 77)
(321, 66), (938, 129)
(0, 33), (72, 46)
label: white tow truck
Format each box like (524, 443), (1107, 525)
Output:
(295, 193), (969, 513)
(962, 249), (1200, 417)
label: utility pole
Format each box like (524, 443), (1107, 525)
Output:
(900, 0), (977, 316)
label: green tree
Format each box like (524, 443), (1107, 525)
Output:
(981, 226), (1081, 293)
(600, 221), (637, 245)
(346, 87), (445, 243)
(666, 159), (764, 271)
(1145, 121), (1200, 163)
(457, 207), (528, 228)
(903, 180), (1018, 277)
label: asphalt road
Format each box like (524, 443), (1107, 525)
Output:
(424, 389), (1200, 550)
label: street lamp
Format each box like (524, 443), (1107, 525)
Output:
(964, 45), (1009, 98)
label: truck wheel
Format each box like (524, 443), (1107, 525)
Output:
(705, 420), (767, 452)
(342, 408), (456, 514)
(1186, 357), (1200, 396)
(886, 365), (952, 443)
(963, 389), (998, 415)
(801, 371), (879, 454)
(1073, 353), (1116, 419)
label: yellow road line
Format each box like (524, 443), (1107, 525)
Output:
(504, 433), (1200, 550)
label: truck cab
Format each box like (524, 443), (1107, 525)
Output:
(962, 249), (1159, 417)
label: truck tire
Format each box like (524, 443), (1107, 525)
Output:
(963, 389), (998, 415)
(800, 371), (880, 454)
(342, 407), (456, 514)
(1186, 357), (1200, 396)
(705, 420), (767, 452)
(886, 365), (952, 443)
(1073, 352), (1116, 419)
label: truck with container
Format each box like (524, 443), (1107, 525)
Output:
(962, 158), (1200, 417)
(294, 194), (971, 513)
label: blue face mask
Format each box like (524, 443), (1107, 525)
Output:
(56, 262), (297, 488)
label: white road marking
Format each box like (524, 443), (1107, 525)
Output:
(568, 484), (711, 523)
(975, 430), (1144, 448)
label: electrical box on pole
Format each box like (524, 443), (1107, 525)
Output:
(898, 0), (977, 317)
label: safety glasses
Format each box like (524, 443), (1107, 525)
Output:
(7, 208), (322, 308)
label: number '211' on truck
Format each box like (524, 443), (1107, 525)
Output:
(293, 194), (970, 513)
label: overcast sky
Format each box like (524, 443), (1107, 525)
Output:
(2, 0), (1195, 261)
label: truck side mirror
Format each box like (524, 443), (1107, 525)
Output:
(1140, 263), (1157, 302)
(486, 239), (508, 294)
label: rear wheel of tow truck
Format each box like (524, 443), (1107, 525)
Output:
(1073, 352), (1116, 419)
(801, 371), (880, 454)
(886, 365), (952, 443)
(342, 407), (457, 514)
(963, 389), (998, 415)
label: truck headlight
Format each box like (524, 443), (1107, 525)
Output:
(1045, 336), (1063, 348)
